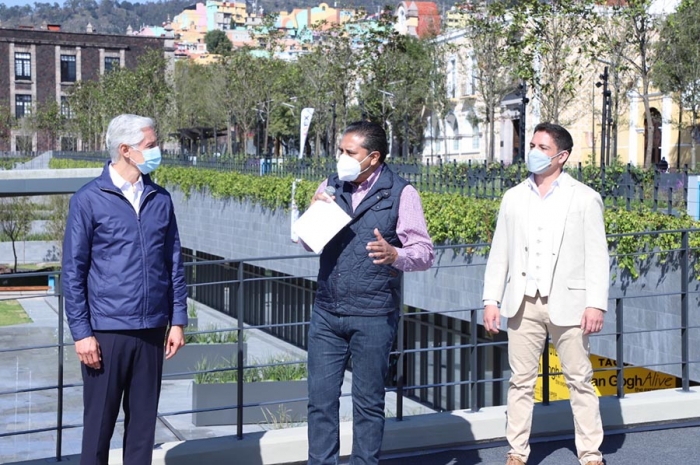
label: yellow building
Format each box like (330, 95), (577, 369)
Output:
(426, 2), (697, 169)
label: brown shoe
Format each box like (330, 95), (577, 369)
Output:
(506, 455), (526, 465)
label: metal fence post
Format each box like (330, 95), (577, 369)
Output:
(615, 298), (625, 399)
(470, 308), (479, 412)
(542, 334), (550, 406)
(680, 230), (689, 391)
(56, 273), (65, 461)
(600, 163), (607, 204)
(683, 164), (689, 208)
(397, 274), (405, 421)
(236, 261), (245, 439)
(653, 170), (659, 212)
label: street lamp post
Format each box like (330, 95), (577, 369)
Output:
(596, 67), (613, 166)
(517, 80), (529, 163)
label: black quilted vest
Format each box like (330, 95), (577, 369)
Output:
(315, 165), (409, 315)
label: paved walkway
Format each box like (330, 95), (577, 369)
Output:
(378, 423), (700, 464)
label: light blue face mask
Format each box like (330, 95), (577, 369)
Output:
(135, 147), (162, 175)
(526, 148), (565, 175)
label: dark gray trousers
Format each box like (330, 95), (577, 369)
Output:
(80, 327), (166, 465)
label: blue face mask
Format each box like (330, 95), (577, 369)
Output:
(526, 148), (565, 175)
(135, 147), (162, 175)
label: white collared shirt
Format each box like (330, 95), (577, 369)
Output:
(524, 173), (566, 298)
(108, 164), (144, 214)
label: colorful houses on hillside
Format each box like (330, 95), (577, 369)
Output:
(133, 1), (442, 61)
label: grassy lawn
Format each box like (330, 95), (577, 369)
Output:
(0, 300), (32, 326)
(1, 263), (60, 272)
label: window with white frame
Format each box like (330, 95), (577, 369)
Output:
(61, 136), (77, 151)
(60, 96), (74, 118)
(15, 94), (31, 118)
(15, 52), (31, 80)
(16, 135), (33, 152)
(104, 56), (120, 73)
(464, 55), (476, 96)
(447, 57), (456, 99)
(61, 55), (77, 82)
(451, 118), (459, 151)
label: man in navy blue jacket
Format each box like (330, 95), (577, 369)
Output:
(62, 114), (188, 465)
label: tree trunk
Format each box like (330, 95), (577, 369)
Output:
(11, 238), (18, 273)
(263, 113), (270, 155)
(489, 106), (496, 163)
(677, 106), (683, 170)
(692, 111), (698, 169)
(227, 112), (233, 156)
(642, 79), (654, 168)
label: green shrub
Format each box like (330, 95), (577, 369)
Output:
(194, 355), (307, 384)
(50, 159), (700, 278)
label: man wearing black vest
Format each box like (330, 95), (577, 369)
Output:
(305, 121), (434, 465)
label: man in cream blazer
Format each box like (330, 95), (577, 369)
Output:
(483, 123), (609, 465)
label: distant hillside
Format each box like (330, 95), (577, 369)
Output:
(0, 0), (428, 35)
(0, 0), (192, 35)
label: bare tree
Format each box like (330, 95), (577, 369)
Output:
(610, 0), (663, 167)
(653, 0), (700, 168)
(516, 0), (602, 125)
(461, 1), (519, 162)
(45, 195), (71, 258)
(0, 197), (34, 272)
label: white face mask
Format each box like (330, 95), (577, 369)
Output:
(337, 153), (371, 182)
(526, 148), (565, 175)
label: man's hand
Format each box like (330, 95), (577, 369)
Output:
(483, 305), (501, 334)
(367, 228), (398, 265)
(580, 307), (605, 335)
(75, 336), (101, 369)
(311, 191), (334, 205)
(165, 325), (185, 359)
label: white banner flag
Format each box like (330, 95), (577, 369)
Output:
(290, 178), (300, 243)
(299, 107), (314, 159)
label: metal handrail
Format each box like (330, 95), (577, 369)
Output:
(0, 229), (698, 461)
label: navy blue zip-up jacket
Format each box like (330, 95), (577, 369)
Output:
(62, 162), (188, 342)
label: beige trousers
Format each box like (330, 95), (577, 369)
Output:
(506, 294), (604, 465)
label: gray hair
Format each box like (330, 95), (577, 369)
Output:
(105, 114), (155, 163)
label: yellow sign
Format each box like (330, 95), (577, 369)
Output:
(534, 344), (676, 402)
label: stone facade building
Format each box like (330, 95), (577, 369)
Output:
(0, 25), (174, 152)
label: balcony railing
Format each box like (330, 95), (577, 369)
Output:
(1, 229), (698, 462)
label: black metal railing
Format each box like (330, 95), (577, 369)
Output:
(1, 230), (699, 462)
(45, 151), (693, 211)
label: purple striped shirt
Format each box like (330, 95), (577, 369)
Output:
(313, 165), (434, 272)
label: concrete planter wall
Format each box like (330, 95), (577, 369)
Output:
(186, 317), (198, 332)
(162, 342), (247, 380)
(191, 380), (308, 426)
(169, 187), (700, 381)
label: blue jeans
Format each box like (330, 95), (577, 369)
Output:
(307, 306), (400, 465)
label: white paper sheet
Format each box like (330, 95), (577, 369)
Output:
(292, 200), (352, 254)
